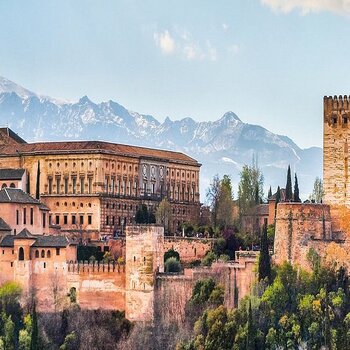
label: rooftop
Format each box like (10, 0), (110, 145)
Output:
(0, 168), (25, 180)
(0, 229), (76, 248)
(0, 188), (49, 209)
(0, 128), (199, 165)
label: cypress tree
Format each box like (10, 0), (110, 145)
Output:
(285, 165), (292, 201)
(246, 300), (255, 350)
(268, 186), (272, 199)
(293, 173), (301, 202)
(26, 172), (30, 194)
(258, 223), (271, 283)
(254, 183), (259, 205)
(30, 302), (38, 350)
(274, 186), (281, 220)
(35, 161), (40, 200)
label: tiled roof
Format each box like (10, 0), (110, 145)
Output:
(0, 235), (14, 247)
(0, 188), (48, 209)
(0, 128), (27, 145)
(269, 188), (287, 201)
(0, 128), (199, 165)
(0, 168), (25, 180)
(0, 233), (76, 248)
(0, 218), (11, 232)
(15, 228), (35, 239)
(32, 235), (74, 247)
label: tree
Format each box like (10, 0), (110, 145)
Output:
(216, 175), (234, 228)
(258, 224), (272, 283)
(135, 204), (155, 224)
(237, 163), (264, 217)
(30, 303), (38, 350)
(35, 161), (40, 200)
(155, 199), (172, 234)
(293, 173), (301, 202)
(206, 175), (221, 228)
(2, 314), (15, 350)
(246, 300), (255, 350)
(285, 165), (292, 201)
(19, 314), (32, 350)
(165, 257), (181, 273)
(274, 186), (281, 220)
(310, 177), (324, 203)
(268, 186), (272, 199)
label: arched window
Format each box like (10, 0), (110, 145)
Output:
(41, 250), (45, 258)
(35, 250), (39, 258)
(1, 183), (7, 189)
(9, 183), (15, 188)
(18, 247), (24, 261)
(47, 250), (51, 258)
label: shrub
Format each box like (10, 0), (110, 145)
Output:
(201, 251), (217, 267)
(165, 257), (181, 273)
(164, 249), (180, 263)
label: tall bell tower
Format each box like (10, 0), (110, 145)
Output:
(323, 95), (350, 206)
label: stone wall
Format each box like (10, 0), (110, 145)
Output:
(154, 252), (257, 323)
(274, 203), (344, 269)
(163, 237), (213, 263)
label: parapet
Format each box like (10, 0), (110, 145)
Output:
(324, 95), (350, 125)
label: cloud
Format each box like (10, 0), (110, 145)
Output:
(153, 30), (175, 55)
(222, 23), (229, 31)
(261, 0), (350, 16)
(154, 28), (220, 61)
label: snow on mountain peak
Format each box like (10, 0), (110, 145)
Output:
(0, 76), (35, 99)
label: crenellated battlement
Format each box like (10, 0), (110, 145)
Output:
(324, 95), (350, 125)
(67, 260), (125, 274)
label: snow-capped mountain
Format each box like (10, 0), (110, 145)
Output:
(0, 76), (322, 199)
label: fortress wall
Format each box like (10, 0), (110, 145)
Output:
(163, 237), (213, 263)
(155, 257), (257, 324)
(274, 203), (337, 268)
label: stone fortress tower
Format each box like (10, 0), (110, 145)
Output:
(323, 96), (350, 206)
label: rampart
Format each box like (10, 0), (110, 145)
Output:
(274, 203), (347, 269)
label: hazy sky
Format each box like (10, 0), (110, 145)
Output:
(1, 0), (350, 148)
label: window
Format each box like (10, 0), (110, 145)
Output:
(30, 208), (34, 225)
(56, 177), (60, 194)
(106, 216), (109, 225)
(88, 177), (92, 194)
(143, 182), (147, 193)
(123, 180), (126, 195)
(56, 248), (60, 256)
(43, 213), (46, 228)
(49, 215), (52, 225)
(64, 215), (68, 225)
(152, 183), (155, 194)
(41, 250), (45, 258)
(18, 247), (24, 261)
(43, 262), (46, 268)
(23, 208), (26, 225)
(88, 215), (92, 225)
(80, 177), (84, 194)
(47, 250), (51, 258)
(55, 215), (60, 225)
(105, 177), (109, 193)
(72, 215), (76, 225)
(80, 215), (84, 225)
(48, 178), (53, 194)
(72, 178), (77, 194)
(343, 116), (348, 124)
(111, 178), (115, 194)
(10, 183), (15, 188)
(35, 250), (39, 258)
(64, 178), (68, 194)
(16, 210), (19, 225)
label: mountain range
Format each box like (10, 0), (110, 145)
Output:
(0, 76), (322, 200)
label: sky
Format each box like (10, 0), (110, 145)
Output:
(1, 0), (350, 148)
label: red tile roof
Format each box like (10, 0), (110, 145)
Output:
(0, 128), (199, 165)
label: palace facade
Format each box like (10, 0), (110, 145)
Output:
(0, 128), (201, 238)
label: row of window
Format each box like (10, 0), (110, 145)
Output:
(50, 214), (92, 226)
(48, 177), (93, 195)
(15, 208), (36, 226)
(12, 247), (60, 261)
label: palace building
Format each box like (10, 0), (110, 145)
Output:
(0, 127), (201, 238)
